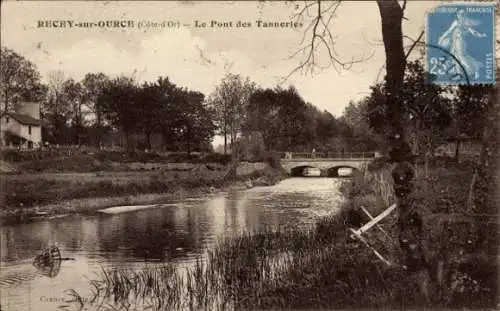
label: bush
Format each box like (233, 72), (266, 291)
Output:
(2, 179), (59, 207)
(201, 153), (232, 165)
(165, 153), (202, 163)
(94, 151), (126, 162)
(366, 156), (391, 171)
(17, 156), (109, 173)
(1, 149), (42, 162)
(239, 131), (267, 161)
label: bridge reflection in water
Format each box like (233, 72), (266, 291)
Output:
(280, 152), (376, 178)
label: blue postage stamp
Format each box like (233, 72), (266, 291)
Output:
(426, 2), (496, 85)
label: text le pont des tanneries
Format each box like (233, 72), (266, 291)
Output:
(36, 19), (303, 30)
(193, 20), (303, 28)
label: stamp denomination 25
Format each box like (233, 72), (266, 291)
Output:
(426, 2), (496, 85)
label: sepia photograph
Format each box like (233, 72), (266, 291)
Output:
(0, 0), (498, 310)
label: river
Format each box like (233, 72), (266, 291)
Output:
(0, 177), (345, 311)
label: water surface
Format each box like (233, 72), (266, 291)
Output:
(0, 177), (345, 311)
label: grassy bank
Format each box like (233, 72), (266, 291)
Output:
(71, 159), (498, 310)
(0, 162), (287, 224)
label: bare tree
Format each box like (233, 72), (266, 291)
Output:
(45, 70), (67, 117)
(287, 0), (431, 298)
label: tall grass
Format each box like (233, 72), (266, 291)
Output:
(70, 215), (400, 310)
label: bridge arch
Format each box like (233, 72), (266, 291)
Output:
(290, 165), (322, 177)
(326, 165), (358, 177)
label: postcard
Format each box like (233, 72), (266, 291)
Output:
(1, 1), (498, 311)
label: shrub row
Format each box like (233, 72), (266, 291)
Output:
(1, 177), (223, 209)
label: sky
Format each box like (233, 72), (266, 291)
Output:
(1, 1), (444, 112)
(0, 1), (473, 146)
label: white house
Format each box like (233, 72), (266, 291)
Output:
(0, 102), (42, 149)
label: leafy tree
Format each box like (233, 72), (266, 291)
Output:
(99, 76), (140, 150)
(341, 99), (386, 152)
(365, 60), (454, 157)
(136, 78), (173, 150)
(61, 79), (85, 123)
(175, 89), (215, 154)
(244, 87), (283, 150)
(315, 110), (339, 148)
(453, 84), (493, 139)
(41, 71), (75, 145)
(245, 87), (282, 150)
(277, 86), (316, 150)
(245, 85), (342, 153)
(239, 131), (267, 160)
(82, 72), (110, 146)
(45, 71), (70, 117)
(208, 73), (256, 154)
(61, 78), (86, 144)
(0, 46), (45, 113)
(400, 60), (452, 156)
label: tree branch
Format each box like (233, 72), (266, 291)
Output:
(401, 0), (407, 13)
(283, 0), (372, 83)
(403, 30), (425, 60)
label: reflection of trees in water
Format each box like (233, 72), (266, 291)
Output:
(0, 224), (47, 262)
(78, 219), (100, 251)
(263, 193), (317, 208)
(224, 191), (251, 232)
(95, 207), (207, 261)
(49, 219), (86, 251)
(1, 217), (93, 263)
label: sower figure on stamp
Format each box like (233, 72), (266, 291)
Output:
(438, 9), (487, 80)
(428, 3), (495, 85)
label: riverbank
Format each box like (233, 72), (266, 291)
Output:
(73, 158), (498, 310)
(0, 162), (288, 225)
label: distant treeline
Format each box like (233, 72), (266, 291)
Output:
(1, 46), (497, 160)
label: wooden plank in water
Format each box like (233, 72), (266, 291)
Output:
(355, 204), (397, 235)
(360, 206), (392, 240)
(98, 204), (160, 214)
(349, 228), (392, 266)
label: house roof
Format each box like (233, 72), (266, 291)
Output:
(3, 112), (41, 126)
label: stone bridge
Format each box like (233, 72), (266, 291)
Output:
(280, 152), (375, 177)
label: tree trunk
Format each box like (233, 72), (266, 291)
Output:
(76, 102), (83, 146)
(124, 130), (132, 152)
(455, 139), (461, 162)
(377, 0), (428, 293)
(4, 86), (9, 113)
(96, 102), (102, 148)
(224, 133), (227, 155)
(224, 139), (240, 181)
(223, 102), (228, 155)
(186, 126), (191, 155)
(0, 88), (6, 146)
(479, 89), (496, 167)
(414, 120), (421, 156)
(146, 130), (152, 150)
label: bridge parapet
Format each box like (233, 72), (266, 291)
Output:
(281, 151), (376, 160)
